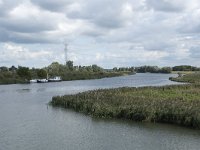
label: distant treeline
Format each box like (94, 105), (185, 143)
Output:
(1, 63), (200, 85)
(172, 65), (200, 71)
(0, 61), (125, 84)
(113, 65), (200, 73)
(113, 66), (172, 73)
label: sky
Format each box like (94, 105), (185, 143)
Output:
(0, 0), (200, 68)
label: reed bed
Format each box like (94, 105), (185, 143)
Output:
(51, 84), (200, 129)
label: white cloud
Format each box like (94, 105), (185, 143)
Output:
(0, 0), (200, 67)
(0, 43), (63, 67)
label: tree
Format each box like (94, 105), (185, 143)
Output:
(160, 67), (172, 73)
(47, 62), (60, 76)
(92, 64), (102, 72)
(9, 66), (17, 72)
(37, 69), (47, 79)
(0, 66), (8, 72)
(66, 61), (73, 71)
(17, 66), (31, 80)
(113, 67), (118, 72)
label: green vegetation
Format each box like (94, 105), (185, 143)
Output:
(51, 84), (200, 129)
(37, 69), (47, 79)
(172, 65), (200, 71)
(0, 71), (27, 84)
(113, 66), (172, 73)
(171, 71), (194, 75)
(1, 62), (199, 85)
(0, 61), (130, 85)
(0, 66), (30, 84)
(17, 66), (31, 80)
(44, 61), (129, 81)
(51, 72), (200, 129)
(135, 66), (172, 73)
(170, 72), (200, 83)
(114, 65), (200, 74)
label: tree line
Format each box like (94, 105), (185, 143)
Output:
(113, 65), (200, 73)
(0, 62), (199, 84)
(0, 61), (122, 84)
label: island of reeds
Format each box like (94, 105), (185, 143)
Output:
(50, 72), (200, 129)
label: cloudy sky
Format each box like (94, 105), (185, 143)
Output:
(0, 0), (200, 68)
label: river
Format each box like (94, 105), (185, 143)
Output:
(0, 73), (199, 150)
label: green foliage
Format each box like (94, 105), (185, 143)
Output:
(172, 65), (200, 71)
(160, 67), (172, 73)
(17, 66), (31, 80)
(170, 72), (200, 83)
(0, 66), (9, 72)
(51, 84), (200, 129)
(92, 64), (103, 72)
(0, 70), (27, 84)
(45, 61), (125, 81)
(37, 69), (47, 79)
(135, 66), (172, 73)
(0, 61), (126, 84)
(66, 61), (74, 71)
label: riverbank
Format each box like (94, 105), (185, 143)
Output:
(61, 71), (131, 81)
(51, 73), (200, 129)
(0, 73), (28, 85)
(0, 71), (131, 85)
(169, 72), (200, 84)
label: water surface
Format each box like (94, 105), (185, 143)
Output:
(0, 73), (199, 150)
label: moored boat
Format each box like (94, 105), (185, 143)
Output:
(30, 79), (37, 83)
(37, 79), (48, 83)
(48, 76), (62, 82)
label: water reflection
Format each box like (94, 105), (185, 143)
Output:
(16, 88), (31, 93)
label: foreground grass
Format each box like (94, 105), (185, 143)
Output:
(51, 83), (200, 129)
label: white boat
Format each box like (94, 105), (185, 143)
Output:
(37, 79), (48, 83)
(30, 79), (37, 83)
(48, 76), (62, 82)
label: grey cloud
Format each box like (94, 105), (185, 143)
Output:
(0, 27), (56, 43)
(145, 0), (184, 12)
(31, 0), (73, 12)
(142, 40), (175, 51)
(178, 20), (200, 34)
(66, 0), (127, 29)
(0, 18), (56, 33)
(32, 0), (132, 29)
(189, 46), (200, 58)
(0, 0), (22, 16)
(0, 0), (64, 43)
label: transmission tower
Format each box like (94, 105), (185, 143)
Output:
(64, 43), (68, 63)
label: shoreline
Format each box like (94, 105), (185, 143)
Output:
(0, 71), (132, 85)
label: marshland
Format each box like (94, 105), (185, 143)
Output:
(51, 73), (200, 129)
